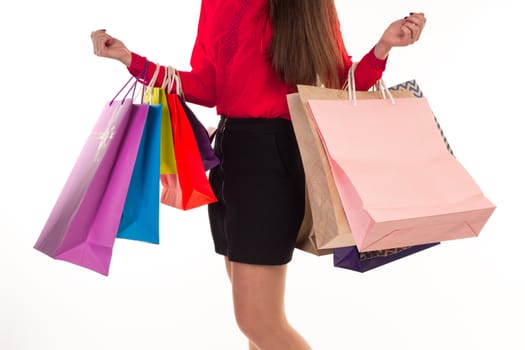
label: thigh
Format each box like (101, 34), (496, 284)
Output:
(231, 261), (288, 317)
(225, 256), (232, 282)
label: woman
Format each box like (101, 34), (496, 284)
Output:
(91, 1), (425, 349)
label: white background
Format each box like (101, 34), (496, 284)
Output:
(1, 0), (523, 349)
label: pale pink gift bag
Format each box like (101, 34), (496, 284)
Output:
(306, 73), (495, 252)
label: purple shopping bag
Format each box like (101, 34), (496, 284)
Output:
(179, 97), (219, 170)
(34, 81), (149, 275)
(333, 243), (439, 273)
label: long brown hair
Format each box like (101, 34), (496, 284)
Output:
(268, 0), (346, 88)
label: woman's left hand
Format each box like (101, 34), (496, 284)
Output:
(374, 12), (426, 58)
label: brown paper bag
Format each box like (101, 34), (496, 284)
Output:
(289, 80), (445, 255)
(288, 92), (355, 256)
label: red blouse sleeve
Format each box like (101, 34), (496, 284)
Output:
(127, 1), (217, 107)
(346, 46), (388, 91)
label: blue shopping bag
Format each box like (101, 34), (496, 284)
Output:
(117, 104), (162, 243)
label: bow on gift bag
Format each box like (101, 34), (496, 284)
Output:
(304, 65), (496, 253)
(160, 67), (218, 210)
(34, 76), (160, 275)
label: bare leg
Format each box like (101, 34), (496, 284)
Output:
(224, 258), (260, 350)
(230, 260), (311, 350)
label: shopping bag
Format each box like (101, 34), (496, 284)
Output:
(144, 87), (178, 174)
(161, 92), (217, 210)
(305, 79), (496, 252)
(389, 80), (454, 155)
(143, 63), (177, 174)
(170, 68), (219, 170)
(331, 80), (448, 271)
(116, 104), (162, 244)
(180, 97), (219, 170)
(334, 243), (439, 273)
(289, 79), (454, 256)
(34, 79), (150, 275)
(287, 93), (355, 256)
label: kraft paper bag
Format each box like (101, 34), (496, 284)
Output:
(287, 93), (355, 255)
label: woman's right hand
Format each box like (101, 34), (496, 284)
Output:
(91, 29), (132, 67)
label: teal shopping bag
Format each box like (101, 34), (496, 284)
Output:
(117, 104), (162, 243)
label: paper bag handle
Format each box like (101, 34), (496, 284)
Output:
(143, 63), (180, 98)
(347, 63), (395, 106)
(163, 65), (184, 99)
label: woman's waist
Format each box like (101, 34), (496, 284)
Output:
(215, 80), (293, 122)
(218, 115), (293, 133)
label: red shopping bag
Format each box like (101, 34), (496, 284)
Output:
(160, 93), (217, 210)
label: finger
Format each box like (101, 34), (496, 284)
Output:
(93, 35), (103, 55)
(91, 29), (106, 39)
(92, 31), (109, 41)
(402, 22), (420, 43)
(92, 30), (108, 41)
(414, 22), (424, 41)
(400, 24), (415, 44)
(100, 37), (112, 54)
(409, 12), (425, 19)
(93, 33), (112, 56)
(406, 14), (426, 28)
(404, 20), (423, 41)
(95, 38), (109, 56)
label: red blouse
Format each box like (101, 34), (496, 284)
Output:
(127, 0), (387, 119)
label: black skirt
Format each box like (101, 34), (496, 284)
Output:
(208, 116), (305, 265)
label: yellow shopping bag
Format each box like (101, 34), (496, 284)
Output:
(145, 87), (177, 174)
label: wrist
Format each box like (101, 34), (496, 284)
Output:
(120, 50), (132, 67)
(374, 41), (392, 60)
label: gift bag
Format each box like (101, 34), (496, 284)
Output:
(161, 91), (217, 210)
(386, 80), (454, 155)
(332, 80), (450, 271)
(143, 64), (178, 174)
(305, 74), (496, 252)
(116, 104), (162, 244)
(173, 69), (219, 171)
(180, 98), (219, 170)
(289, 79), (456, 256)
(145, 88), (177, 174)
(287, 93), (354, 256)
(333, 242), (439, 273)
(34, 79), (150, 275)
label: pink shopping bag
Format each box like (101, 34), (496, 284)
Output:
(34, 80), (149, 275)
(307, 95), (495, 252)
